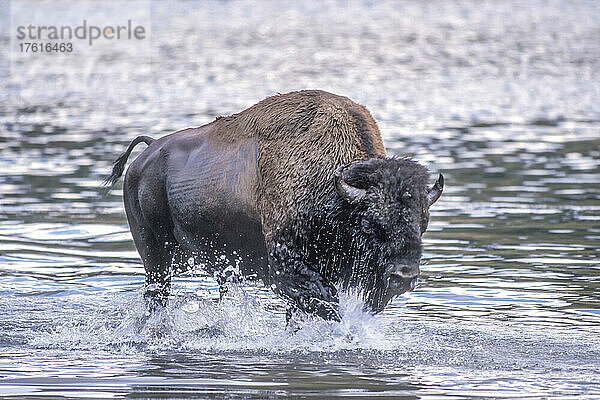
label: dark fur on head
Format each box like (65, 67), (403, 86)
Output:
(303, 157), (432, 312)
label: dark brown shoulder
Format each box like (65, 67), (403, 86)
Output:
(302, 91), (386, 157)
(345, 102), (386, 157)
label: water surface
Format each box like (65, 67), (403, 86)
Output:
(1, 0), (599, 398)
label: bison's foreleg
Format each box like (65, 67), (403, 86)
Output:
(268, 241), (341, 322)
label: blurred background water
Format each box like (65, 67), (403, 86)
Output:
(1, 0), (599, 398)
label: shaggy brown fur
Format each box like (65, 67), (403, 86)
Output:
(211, 90), (387, 236)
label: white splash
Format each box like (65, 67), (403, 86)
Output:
(30, 284), (392, 354)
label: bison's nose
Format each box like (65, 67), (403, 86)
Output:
(387, 264), (420, 293)
(390, 264), (420, 280)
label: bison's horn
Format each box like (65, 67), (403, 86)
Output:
(334, 165), (366, 204)
(427, 173), (444, 206)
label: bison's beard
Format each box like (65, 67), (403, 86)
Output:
(304, 199), (422, 315)
(357, 268), (419, 313)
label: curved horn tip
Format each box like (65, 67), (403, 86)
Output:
(427, 173), (444, 206)
(334, 164), (366, 204)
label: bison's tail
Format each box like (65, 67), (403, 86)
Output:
(102, 135), (155, 190)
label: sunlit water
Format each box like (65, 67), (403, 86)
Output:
(1, 0), (599, 398)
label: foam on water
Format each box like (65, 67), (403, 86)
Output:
(29, 285), (391, 354)
(3, 277), (600, 398)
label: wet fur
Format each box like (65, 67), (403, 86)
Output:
(276, 157), (431, 312)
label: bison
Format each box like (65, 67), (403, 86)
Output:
(105, 90), (443, 321)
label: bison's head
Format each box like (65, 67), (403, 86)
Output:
(332, 157), (443, 312)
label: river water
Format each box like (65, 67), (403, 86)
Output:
(1, 0), (599, 398)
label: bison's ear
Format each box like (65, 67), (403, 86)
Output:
(334, 165), (366, 204)
(427, 173), (444, 206)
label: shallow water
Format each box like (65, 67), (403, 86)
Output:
(1, 0), (599, 398)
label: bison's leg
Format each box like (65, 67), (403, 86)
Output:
(139, 234), (175, 308)
(124, 185), (175, 308)
(267, 241), (341, 322)
(214, 265), (240, 301)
